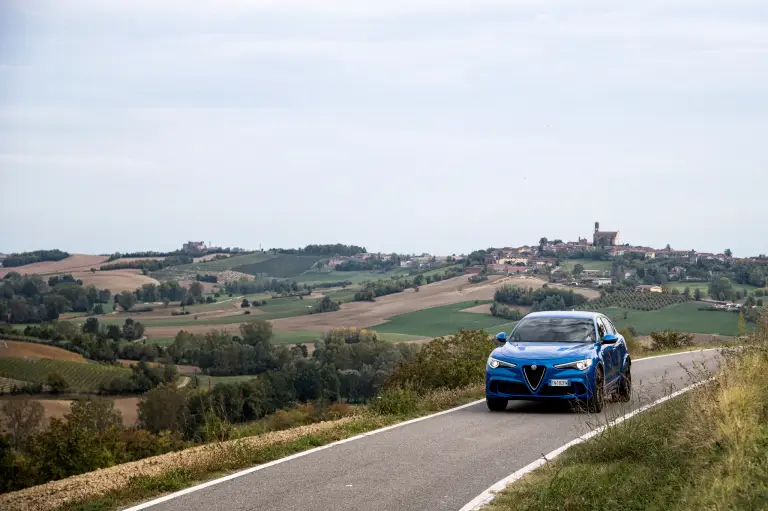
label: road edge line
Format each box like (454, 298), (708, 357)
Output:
(458, 376), (716, 511)
(121, 398), (485, 511)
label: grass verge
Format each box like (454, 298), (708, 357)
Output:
(486, 333), (768, 510)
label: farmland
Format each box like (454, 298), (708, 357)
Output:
(559, 258), (614, 273)
(0, 358), (132, 392)
(373, 301), (518, 337)
(600, 301), (743, 336)
(233, 254), (323, 278)
(574, 290), (691, 311)
(0, 254), (109, 278)
(0, 340), (87, 363)
(150, 252), (277, 280)
(664, 280), (762, 299)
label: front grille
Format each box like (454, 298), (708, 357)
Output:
(523, 365), (546, 391)
(539, 382), (587, 396)
(491, 381), (530, 395)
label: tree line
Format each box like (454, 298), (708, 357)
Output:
(1, 249), (70, 268)
(100, 255), (194, 272)
(0, 273), (112, 323)
(494, 284), (587, 311)
(274, 244), (367, 257)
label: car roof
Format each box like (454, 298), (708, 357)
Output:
(523, 310), (601, 320)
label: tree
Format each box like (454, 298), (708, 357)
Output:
(93, 303), (104, 315)
(708, 277), (734, 301)
(47, 373), (70, 394)
(106, 324), (122, 341)
(1, 399), (44, 449)
(413, 274), (424, 286)
(138, 386), (190, 434)
(117, 290), (136, 311)
(189, 281), (204, 302)
(724, 248), (732, 258)
(572, 264), (584, 277)
(241, 298), (251, 308)
(538, 237), (548, 254)
(65, 397), (123, 434)
(82, 317), (100, 335)
(694, 288), (703, 301)
(239, 320), (273, 347)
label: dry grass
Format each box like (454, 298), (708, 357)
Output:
(69, 270), (159, 294)
(0, 341), (87, 363)
(0, 255), (110, 278)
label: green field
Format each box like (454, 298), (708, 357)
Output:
(373, 301), (517, 337)
(600, 301), (743, 336)
(184, 374), (261, 389)
(234, 254), (322, 278)
(293, 269), (400, 284)
(151, 252), (278, 280)
(664, 280), (762, 299)
(559, 259), (614, 273)
(0, 358), (131, 392)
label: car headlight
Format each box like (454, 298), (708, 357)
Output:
(554, 358), (593, 371)
(487, 357), (516, 369)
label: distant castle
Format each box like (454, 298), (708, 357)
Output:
(593, 222), (620, 247)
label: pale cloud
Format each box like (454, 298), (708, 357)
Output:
(1, 0), (767, 256)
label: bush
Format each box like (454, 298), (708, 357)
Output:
(386, 330), (494, 392)
(369, 387), (419, 416)
(47, 373), (70, 394)
(619, 327), (641, 354)
(310, 296), (340, 314)
(649, 331), (695, 351)
(490, 302), (524, 320)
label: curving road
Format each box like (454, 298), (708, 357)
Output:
(136, 350), (720, 511)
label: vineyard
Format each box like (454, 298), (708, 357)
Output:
(0, 377), (26, 393)
(0, 358), (131, 392)
(576, 291), (692, 311)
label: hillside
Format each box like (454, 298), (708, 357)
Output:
(0, 254), (109, 278)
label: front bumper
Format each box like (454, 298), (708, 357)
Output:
(486, 363), (595, 401)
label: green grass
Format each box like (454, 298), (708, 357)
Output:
(0, 358), (131, 392)
(234, 254), (323, 278)
(664, 280), (763, 299)
(559, 259), (614, 273)
(293, 269), (400, 284)
(601, 301), (743, 336)
(373, 301), (517, 337)
(272, 330), (324, 345)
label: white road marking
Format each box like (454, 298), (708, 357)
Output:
(458, 376), (716, 511)
(121, 348), (719, 511)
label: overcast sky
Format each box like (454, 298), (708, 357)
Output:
(1, 0), (766, 257)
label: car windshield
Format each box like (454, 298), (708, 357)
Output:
(509, 317), (597, 343)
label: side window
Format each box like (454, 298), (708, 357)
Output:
(596, 318), (606, 339)
(602, 317), (617, 335)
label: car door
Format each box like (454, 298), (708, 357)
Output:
(596, 317), (616, 382)
(604, 317), (625, 372)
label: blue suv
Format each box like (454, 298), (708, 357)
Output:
(485, 311), (631, 413)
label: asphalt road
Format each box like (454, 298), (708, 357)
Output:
(145, 350), (720, 511)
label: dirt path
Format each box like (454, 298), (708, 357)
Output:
(176, 376), (190, 388)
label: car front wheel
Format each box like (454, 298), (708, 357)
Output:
(486, 397), (508, 412)
(587, 367), (605, 413)
(617, 363), (631, 402)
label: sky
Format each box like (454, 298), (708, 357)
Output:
(1, 0), (767, 257)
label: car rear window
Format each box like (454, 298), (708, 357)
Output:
(509, 317), (597, 343)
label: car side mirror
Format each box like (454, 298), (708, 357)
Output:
(494, 332), (507, 345)
(601, 333), (619, 344)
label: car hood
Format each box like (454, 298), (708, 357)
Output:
(496, 342), (595, 361)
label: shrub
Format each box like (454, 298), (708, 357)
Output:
(619, 327), (641, 354)
(386, 330), (494, 392)
(47, 372), (70, 394)
(649, 330), (695, 351)
(369, 387), (419, 416)
(490, 302), (524, 320)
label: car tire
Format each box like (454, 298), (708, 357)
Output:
(617, 363), (631, 403)
(587, 366), (605, 413)
(486, 397), (508, 412)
